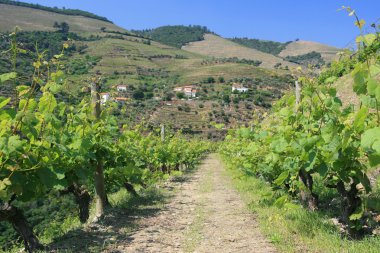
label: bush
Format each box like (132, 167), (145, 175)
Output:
(133, 90), (145, 100)
(206, 76), (215, 83)
(176, 92), (185, 99)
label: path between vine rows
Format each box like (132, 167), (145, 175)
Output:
(105, 154), (277, 253)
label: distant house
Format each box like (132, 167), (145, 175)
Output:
(173, 87), (183, 92)
(100, 92), (110, 104)
(232, 83), (248, 93)
(117, 85), (127, 92)
(174, 85), (197, 98)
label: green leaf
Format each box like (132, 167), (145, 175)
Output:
(370, 64), (380, 76)
(0, 181), (6, 191)
(38, 92), (57, 113)
(0, 97), (11, 110)
(271, 137), (288, 153)
(363, 34), (377, 46)
(305, 151), (317, 172)
(353, 106), (368, 130)
(3, 178), (11, 186)
(355, 19), (366, 29)
(274, 195), (288, 208)
(361, 127), (380, 150)
(368, 153), (380, 167)
(8, 136), (24, 153)
(353, 71), (367, 95)
(361, 127), (380, 167)
(324, 76), (338, 84)
(367, 78), (378, 96)
(376, 86), (380, 101)
(315, 163), (328, 178)
(274, 171), (289, 186)
(0, 72), (17, 83)
(349, 206), (364, 220)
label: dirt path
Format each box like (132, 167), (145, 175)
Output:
(107, 154), (276, 253)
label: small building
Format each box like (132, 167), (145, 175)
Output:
(232, 84), (248, 93)
(100, 92), (110, 104)
(173, 87), (183, 92)
(117, 85), (127, 92)
(176, 85), (197, 98)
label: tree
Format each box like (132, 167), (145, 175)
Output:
(164, 92), (174, 101)
(222, 95), (230, 104)
(206, 76), (215, 83)
(176, 92), (185, 99)
(145, 92), (154, 99)
(218, 76), (225, 83)
(53, 22), (70, 39)
(133, 90), (145, 100)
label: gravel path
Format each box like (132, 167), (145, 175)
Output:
(108, 154), (277, 253)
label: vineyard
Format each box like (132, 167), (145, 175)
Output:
(220, 11), (380, 249)
(1, 3), (380, 253)
(0, 33), (210, 252)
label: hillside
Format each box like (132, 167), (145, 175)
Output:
(132, 25), (211, 48)
(0, 1), (294, 134)
(229, 37), (292, 56)
(182, 34), (297, 69)
(279, 40), (340, 63)
(0, 3), (124, 34)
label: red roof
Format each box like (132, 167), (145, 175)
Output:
(115, 97), (129, 101)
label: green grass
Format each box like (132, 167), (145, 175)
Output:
(224, 164), (380, 253)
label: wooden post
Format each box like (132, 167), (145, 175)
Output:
(295, 80), (301, 111)
(161, 124), (165, 141)
(91, 80), (107, 222)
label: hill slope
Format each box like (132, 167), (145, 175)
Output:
(132, 25), (211, 48)
(182, 34), (297, 69)
(0, 2), (294, 134)
(229, 37), (291, 56)
(0, 4), (124, 34)
(279, 40), (340, 63)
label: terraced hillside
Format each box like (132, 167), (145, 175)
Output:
(0, 3), (125, 34)
(182, 34), (297, 69)
(0, 1), (294, 136)
(279, 40), (340, 62)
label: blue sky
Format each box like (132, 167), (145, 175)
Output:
(21, 0), (379, 48)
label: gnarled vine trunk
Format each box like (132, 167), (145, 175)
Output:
(0, 202), (43, 253)
(336, 180), (363, 237)
(298, 169), (318, 211)
(124, 182), (138, 197)
(61, 184), (91, 223)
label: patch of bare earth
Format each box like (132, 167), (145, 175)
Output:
(106, 154), (276, 253)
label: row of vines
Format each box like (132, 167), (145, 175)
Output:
(0, 32), (210, 252)
(221, 13), (380, 238)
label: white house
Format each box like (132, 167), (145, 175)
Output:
(183, 86), (197, 98)
(174, 85), (197, 98)
(232, 84), (248, 93)
(100, 92), (110, 104)
(117, 85), (127, 92)
(173, 87), (183, 92)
